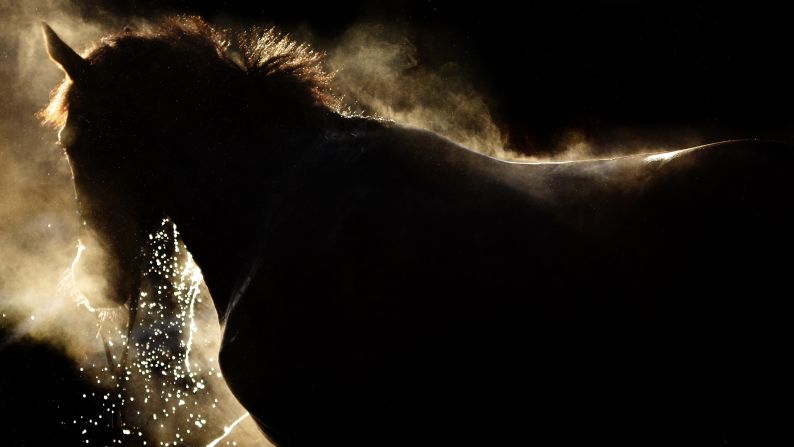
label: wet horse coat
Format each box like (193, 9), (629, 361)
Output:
(40, 18), (794, 447)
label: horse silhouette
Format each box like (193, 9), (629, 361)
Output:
(40, 16), (794, 447)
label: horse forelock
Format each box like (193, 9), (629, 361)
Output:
(38, 15), (339, 131)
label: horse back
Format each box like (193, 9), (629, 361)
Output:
(222, 126), (794, 446)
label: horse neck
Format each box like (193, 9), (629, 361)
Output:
(168, 115), (339, 319)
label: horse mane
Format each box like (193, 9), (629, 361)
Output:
(39, 15), (338, 129)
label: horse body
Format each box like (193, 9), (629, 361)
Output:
(40, 18), (794, 446)
(211, 124), (793, 446)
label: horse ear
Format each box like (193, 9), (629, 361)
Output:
(41, 22), (89, 82)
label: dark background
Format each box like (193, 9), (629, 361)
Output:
(69, 0), (794, 155)
(2, 1), (794, 446)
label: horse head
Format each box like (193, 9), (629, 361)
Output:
(41, 23), (165, 307)
(40, 18), (339, 311)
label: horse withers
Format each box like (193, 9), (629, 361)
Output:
(41, 17), (794, 447)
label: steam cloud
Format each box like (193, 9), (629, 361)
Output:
(0, 0), (104, 353)
(323, 22), (698, 162)
(326, 23), (514, 158)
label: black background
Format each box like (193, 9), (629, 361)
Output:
(69, 0), (794, 155)
(3, 1), (794, 446)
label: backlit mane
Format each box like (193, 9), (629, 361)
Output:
(39, 15), (337, 129)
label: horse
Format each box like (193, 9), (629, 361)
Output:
(40, 16), (794, 446)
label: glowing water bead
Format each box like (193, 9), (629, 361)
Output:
(69, 218), (253, 446)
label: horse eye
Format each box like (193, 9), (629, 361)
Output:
(58, 124), (78, 148)
(60, 115), (90, 149)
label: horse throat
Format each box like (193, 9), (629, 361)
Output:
(177, 208), (261, 319)
(164, 131), (321, 327)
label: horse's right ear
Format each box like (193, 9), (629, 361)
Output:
(41, 22), (89, 82)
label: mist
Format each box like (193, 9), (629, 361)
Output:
(323, 22), (703, 163)
(0, 0), (101, 353)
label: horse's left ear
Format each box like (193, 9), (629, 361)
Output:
(41, 22), (89, 82)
